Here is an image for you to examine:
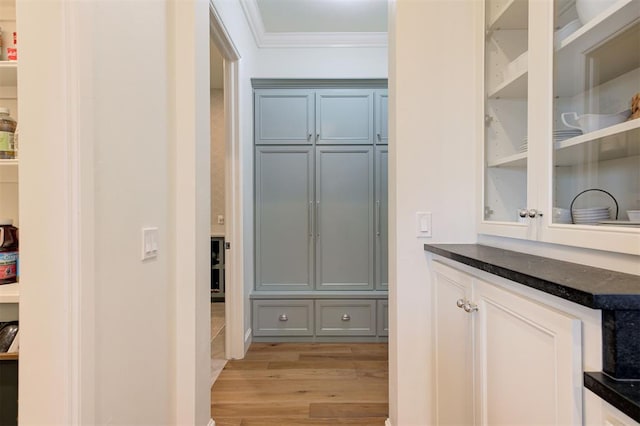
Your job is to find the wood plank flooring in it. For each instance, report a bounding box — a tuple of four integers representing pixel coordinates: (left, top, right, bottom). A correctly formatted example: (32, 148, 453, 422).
(211, 343, 389, 426)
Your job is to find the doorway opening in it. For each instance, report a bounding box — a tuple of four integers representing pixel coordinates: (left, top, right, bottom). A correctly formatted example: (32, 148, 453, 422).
(207, 1, 244, 378)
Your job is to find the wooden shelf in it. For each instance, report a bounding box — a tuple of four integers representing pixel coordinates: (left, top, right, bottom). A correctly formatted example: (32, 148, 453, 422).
(488, 0, 528, 31)
(0, 352, 18, 361)
(554, 119, 640, 166)
(488, 151, 528, 168)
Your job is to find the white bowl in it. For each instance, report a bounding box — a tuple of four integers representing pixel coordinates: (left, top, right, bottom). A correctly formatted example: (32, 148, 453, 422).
(575, 0, 618, 25)
(561, 110, 631, 133)
(627, 210, 640, 221)
(555, 19, 582, 47)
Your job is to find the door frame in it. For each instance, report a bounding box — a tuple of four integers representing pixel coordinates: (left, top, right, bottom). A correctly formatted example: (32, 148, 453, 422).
(208, 1, 245, 360)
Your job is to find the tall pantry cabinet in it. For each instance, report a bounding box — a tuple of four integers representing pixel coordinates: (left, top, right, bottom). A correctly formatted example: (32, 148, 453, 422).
(252, 80, 388, 342)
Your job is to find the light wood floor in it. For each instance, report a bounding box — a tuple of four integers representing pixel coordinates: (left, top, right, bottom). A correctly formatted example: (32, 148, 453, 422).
(211, 342, 389, 426)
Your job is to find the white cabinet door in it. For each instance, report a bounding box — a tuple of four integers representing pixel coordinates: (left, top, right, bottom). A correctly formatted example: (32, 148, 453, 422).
(432, 261, 584, 426)
(474, 279, 583, 426)
(432, 262, 475, 425)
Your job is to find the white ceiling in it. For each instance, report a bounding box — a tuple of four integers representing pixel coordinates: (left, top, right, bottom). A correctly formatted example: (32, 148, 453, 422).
(240, 0, 388, 47)
(256, 0, 388, 33)
(210, 0, 388, 87)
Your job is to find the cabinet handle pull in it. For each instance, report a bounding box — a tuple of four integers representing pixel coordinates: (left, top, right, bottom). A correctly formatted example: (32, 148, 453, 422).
(456, 298, 465, 308)
(279, 314, 288, 322)
(341, 314, 351, 321)
(316, 133, 320, 141)
(308, 133, 312, 141)
(316, 201, 320, 238)
(463, 302, 478, 313)
(376, 200, 381, 236)
(377, 133, 382, 142)
(308, 201, 313, 238)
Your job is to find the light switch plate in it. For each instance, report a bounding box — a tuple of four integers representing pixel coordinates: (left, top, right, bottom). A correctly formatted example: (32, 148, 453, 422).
(416, 212, 432, 238)
(142, 227, 159, 260)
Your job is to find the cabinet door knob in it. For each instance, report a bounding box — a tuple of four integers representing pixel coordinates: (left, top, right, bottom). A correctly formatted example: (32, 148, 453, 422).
(456, 298, 466, 308)
(518, 209, 528, 218)
(341, 314, 351, 321)
(463, 302, 478, 313)
(528, 209, 541, 218)
(377, 133, 382, 141)
(278, 314, 288, 322)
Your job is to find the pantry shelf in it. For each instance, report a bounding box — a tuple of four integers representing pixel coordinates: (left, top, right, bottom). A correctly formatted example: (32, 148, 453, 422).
(0, 283, 19, 304)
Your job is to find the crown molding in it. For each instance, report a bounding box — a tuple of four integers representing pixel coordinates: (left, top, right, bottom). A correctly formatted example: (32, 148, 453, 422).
(239, 0, 388, 48)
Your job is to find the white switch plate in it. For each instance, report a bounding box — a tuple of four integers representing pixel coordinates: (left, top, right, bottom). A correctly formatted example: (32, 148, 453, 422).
(142, 227, 159, 260)
(416, 212, 432, 238)
(217, 215, 224, 225)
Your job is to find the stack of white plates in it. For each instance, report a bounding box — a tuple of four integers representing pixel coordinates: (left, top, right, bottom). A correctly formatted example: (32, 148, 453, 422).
(553, 129, 582, 142)
(517, 129, 581, 153)
(572, 207, 610, 224)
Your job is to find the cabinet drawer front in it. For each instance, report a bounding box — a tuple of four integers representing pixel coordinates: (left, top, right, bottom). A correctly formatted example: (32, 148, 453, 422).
(315, 300, 376, 336)
(253, 300, 314, 336)
(377, 299, 388, 336)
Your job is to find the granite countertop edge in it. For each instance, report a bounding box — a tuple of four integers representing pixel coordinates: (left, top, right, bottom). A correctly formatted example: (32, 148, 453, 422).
(584, 372, 640, 423)
(423, 243, 640, 310)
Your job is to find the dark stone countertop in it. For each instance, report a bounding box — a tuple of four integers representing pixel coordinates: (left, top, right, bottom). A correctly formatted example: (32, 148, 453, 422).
(585, 372, 640, 423)
(424, 243, 640, 310)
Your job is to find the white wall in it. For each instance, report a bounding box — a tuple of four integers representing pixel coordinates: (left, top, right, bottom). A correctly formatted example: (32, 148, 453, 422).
(18, 0, 211, 424)
(388, 1, 478, 424)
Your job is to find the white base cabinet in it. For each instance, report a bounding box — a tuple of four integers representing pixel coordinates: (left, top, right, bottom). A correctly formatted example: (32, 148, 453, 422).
(432, 261, 583, 425)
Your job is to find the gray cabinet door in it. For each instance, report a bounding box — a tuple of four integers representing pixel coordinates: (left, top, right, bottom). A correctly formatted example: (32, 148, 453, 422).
(316, 89, 374, 145)
(375, 146, 388, 290)
(375, 90, 388, 144)
(255, 146, 314, 291)
(315, 146, 374, 290)
(254, 89, 315, 145)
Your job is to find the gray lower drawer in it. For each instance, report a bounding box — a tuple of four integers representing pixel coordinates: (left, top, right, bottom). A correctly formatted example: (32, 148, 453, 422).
(315, 299, 376, 336)
(377, 299, 388, 336)
(253, 300, 314, 336)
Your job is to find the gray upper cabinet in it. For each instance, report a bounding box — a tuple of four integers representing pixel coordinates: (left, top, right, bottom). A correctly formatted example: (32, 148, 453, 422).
(316, 90, 374, 145)
(315, 146, 374, 290)
(254, 89, 315, 145)
(375, 90, 388, 145)
(255, 146, 314, 291)
(375, 146, 388, 290)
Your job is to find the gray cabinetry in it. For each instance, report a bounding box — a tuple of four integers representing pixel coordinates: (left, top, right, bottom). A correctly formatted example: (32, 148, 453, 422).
(252, 81, 388, 342)
(254, 89, 315, 145)
(315, 146, 374, 291)
(375, 90, 388, 144)
(255, 146, 314, 291)
(253, 300, 314, 337)
(315, 299, 376, 336)
(375, 146, 388, 290)
(377, 299, 388, 337)
(316, 90, 374, 145)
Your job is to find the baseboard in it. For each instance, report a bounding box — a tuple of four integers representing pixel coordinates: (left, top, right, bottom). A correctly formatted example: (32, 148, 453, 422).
(385, 418, 392, 426)
(207, 418, 215, 426)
